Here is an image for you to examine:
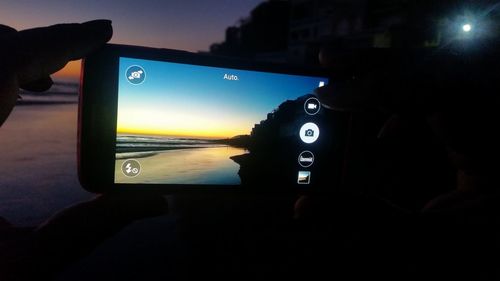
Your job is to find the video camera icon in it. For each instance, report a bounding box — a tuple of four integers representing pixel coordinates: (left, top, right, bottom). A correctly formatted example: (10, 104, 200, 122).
(304, 97, 321, 115)
(126, 65, 146, 85)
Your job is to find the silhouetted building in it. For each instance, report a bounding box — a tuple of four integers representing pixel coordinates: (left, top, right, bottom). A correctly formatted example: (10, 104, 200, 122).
(288, 0, 367, 63)
(211, 0, 500, 64)
(250, 96, 311, 147)
(210, 0, 290, 60)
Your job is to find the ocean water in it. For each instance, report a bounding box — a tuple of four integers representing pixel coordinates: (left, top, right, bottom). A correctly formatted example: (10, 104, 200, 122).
(116, 134, 226, 156)
(115, 135, 247, 184)
(0, 102, 247, 225)
(0, 103, 92, 226)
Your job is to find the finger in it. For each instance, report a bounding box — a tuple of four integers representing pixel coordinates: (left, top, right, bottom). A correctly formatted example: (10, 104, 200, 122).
(99, 192, 170, 222)
(317, 46, 363, 112)
(314, 75, 381, 112)
(377, 114, 405, 139)
(0, 216, 12, 228)
(318, 45, 369, 73)
(314, 84, 336, 111)
(37, 192, 169, 233)
(317, 46, 390, 112)
(15, 20, 113, 84)
(294, 195, 311, 219)
(0, 24, 16, 35)
(0, 71, 19, 126)
(315, 84, 336, 110)
(318, 45, 335, 69)
(19, 76, 53, 92)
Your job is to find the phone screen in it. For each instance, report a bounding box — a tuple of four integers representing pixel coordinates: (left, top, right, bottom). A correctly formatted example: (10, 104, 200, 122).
(115, 57, 328, 186)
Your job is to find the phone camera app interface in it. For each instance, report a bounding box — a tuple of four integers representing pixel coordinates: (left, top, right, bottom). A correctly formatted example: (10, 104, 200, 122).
(115, 57, 328, 186)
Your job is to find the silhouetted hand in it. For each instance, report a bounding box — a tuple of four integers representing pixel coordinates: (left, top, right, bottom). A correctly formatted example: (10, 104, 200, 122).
(295, 46, 500, 280)
(293, 47, 411, 219)
(310, 45, 500, 213)
(0, 20, 170, 281)
(0, 20, 113, 126)
(0, 193, 168, 281)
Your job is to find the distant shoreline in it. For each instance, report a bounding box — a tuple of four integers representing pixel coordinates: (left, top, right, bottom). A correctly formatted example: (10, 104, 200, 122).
(116, 145, 221, 154)
(16, 91, 78, 106)
(16, 100, 78, 106)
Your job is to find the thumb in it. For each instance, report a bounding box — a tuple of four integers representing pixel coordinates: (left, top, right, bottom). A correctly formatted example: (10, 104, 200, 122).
(31, 193, 168, 278)
(0, 71, 19, 127)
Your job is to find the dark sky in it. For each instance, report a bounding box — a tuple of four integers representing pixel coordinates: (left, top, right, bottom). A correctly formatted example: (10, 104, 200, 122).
(1, 0, 263, 52)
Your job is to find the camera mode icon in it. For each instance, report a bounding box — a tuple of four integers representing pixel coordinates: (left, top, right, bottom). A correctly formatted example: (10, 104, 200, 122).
(299, 122, 320, 144)
(298, 151, 314, 168)
(126, 65, 146, 85)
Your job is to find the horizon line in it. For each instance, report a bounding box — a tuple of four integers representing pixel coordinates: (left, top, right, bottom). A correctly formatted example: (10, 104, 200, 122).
(117, 131, 250, 140)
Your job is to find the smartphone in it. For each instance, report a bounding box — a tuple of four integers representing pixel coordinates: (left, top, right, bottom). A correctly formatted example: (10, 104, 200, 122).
(79, 44, 346, 193)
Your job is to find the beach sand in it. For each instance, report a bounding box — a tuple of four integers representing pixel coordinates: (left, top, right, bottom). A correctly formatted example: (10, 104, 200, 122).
(115, 146, 247, 185)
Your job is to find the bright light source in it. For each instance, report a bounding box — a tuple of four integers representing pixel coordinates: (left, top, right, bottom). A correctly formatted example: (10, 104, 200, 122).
(462, 23, 472, 32)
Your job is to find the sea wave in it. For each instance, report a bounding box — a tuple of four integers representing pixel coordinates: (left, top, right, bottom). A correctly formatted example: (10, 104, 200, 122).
(115, 151, 159, 159)
(116, 135, 226, 155)
(117, 135, 220, 145)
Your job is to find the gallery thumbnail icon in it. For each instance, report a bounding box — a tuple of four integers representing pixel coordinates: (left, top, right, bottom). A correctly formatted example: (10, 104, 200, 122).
(297, 171, 311, 184)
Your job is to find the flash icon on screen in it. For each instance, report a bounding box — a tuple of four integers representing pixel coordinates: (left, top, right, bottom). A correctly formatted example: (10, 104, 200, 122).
(121, 159, 141, 177)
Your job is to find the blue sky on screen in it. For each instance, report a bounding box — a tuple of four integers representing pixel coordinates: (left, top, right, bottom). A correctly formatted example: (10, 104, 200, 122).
(117, 57, 327, 138)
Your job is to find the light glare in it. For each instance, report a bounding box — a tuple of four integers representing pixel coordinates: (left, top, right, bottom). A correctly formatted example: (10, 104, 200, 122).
(462, 23, 472, 32)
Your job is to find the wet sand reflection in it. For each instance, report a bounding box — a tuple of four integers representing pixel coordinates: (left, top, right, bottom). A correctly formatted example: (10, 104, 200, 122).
(115, 146, 247, 184)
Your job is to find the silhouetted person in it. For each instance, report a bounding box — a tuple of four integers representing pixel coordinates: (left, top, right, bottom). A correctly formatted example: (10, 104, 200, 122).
(1, 13, 499, 281)
(311, 40, 500, 279)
